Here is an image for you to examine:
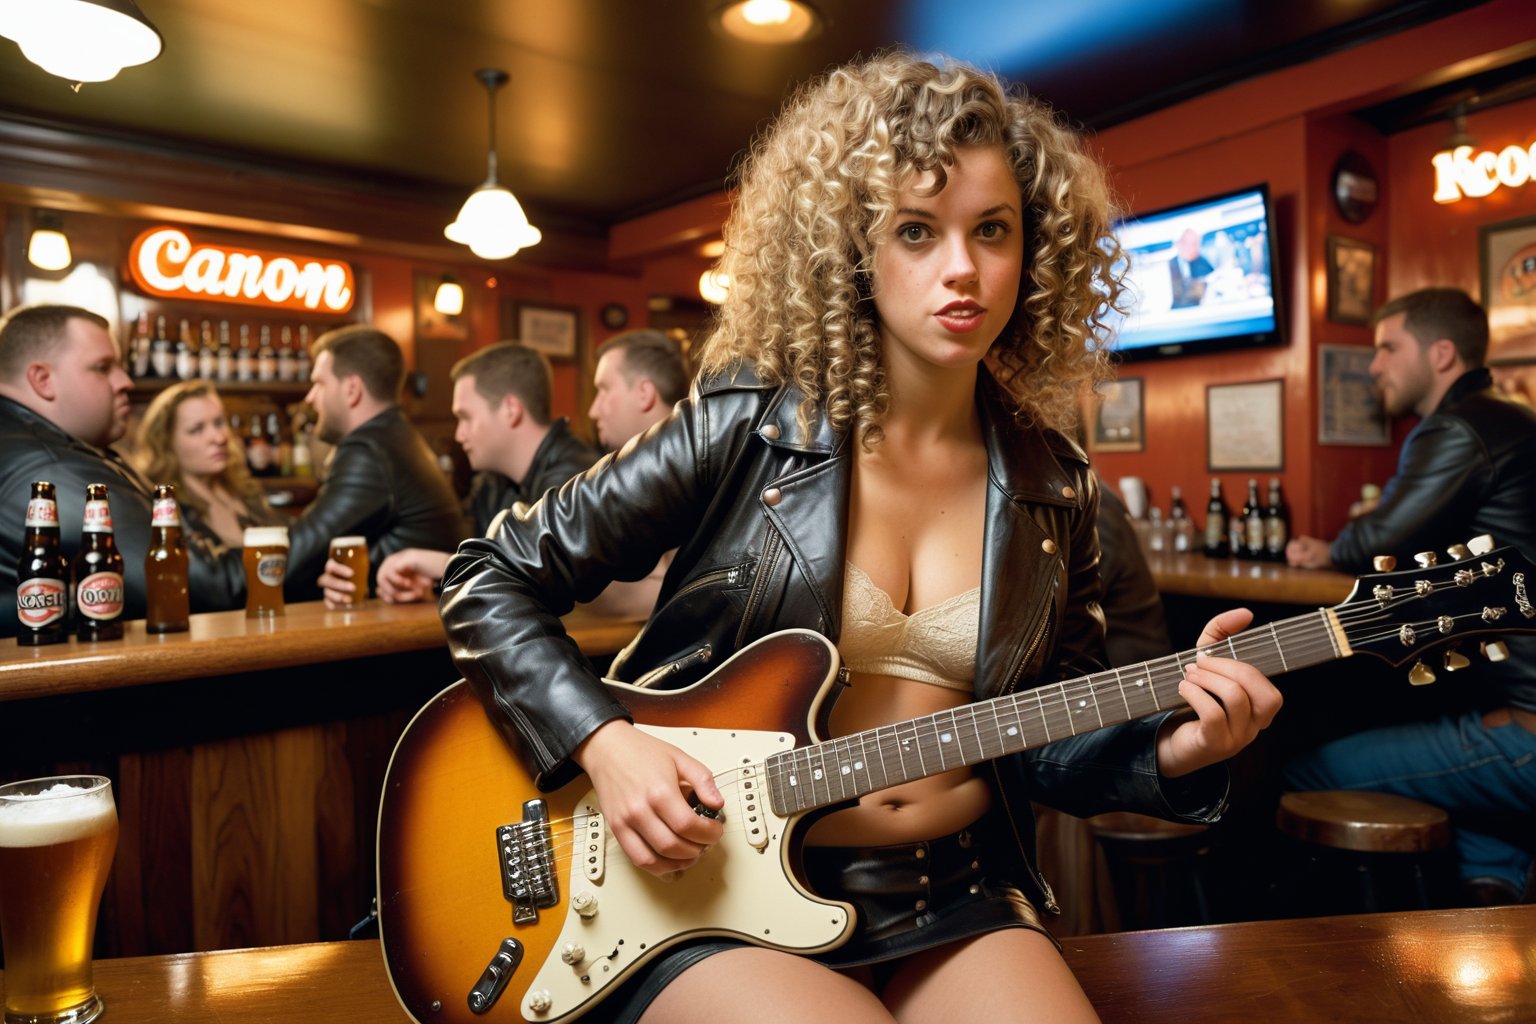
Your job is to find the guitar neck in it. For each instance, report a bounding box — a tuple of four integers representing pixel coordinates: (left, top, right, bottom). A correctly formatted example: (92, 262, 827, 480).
(766, 608, 1343, 817)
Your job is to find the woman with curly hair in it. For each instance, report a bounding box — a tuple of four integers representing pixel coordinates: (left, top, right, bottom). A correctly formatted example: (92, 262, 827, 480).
(439, 52, 1280, 1023)
(133, 380, 279, 547)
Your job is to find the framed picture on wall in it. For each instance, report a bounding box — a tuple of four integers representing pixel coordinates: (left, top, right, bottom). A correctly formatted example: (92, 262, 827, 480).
(505, 300, 580, 359)
(1326, 235, 1376, 325)
(1318, 343, 1390, 445)
(1480, 213, 1536, 347)
(1089, 376, 1144, 453)
(1207, 379, 1284, 471)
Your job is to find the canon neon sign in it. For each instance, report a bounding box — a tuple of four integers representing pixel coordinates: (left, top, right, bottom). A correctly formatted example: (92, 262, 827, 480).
(1432, 142, 1536, 204)
(128, 227, 355, 313)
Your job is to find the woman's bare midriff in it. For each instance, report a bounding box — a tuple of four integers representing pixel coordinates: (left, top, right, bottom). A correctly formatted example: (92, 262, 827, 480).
(802, 669, 993, 847)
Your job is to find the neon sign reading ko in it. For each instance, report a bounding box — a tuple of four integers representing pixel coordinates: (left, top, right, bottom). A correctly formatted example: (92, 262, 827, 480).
(1432, 142, 1536, 204)
(128, 227, 355, 313)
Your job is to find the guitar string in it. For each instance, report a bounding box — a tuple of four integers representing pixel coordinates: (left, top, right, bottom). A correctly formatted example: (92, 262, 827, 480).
(516, 572, 1510, 863)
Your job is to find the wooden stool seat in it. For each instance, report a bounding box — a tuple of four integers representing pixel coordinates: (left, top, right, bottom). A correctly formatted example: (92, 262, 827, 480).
(1086, 812, 1215, 930)
(1087, 812, 1209, 842)
(1276, 791, 1451, 853)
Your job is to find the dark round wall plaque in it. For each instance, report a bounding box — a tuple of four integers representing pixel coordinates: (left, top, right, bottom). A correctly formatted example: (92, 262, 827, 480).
(1333, 150, 1380, 225)
(601, 303, 629, 330)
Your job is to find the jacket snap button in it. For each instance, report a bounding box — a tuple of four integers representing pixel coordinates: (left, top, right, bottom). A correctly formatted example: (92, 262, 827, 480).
(761, 424, 781, 441)
(1061, 485, 1076, 500)
(1041, 539, 1057, 554)
(761, 487, 782, 507)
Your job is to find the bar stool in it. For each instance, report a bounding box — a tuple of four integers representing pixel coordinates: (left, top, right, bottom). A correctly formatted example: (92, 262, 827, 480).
(1274, 790, 1453, 916)
(1086, 812, 1214, 931)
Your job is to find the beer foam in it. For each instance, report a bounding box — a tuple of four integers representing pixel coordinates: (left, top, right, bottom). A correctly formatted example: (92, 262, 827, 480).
(243, 526, 290, 548)
(0, 782, 116, 848)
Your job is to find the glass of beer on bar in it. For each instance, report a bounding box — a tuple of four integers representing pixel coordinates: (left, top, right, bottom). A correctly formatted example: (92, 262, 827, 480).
(0, 775, 118, 1024)
(329, 535, 369, 608)
(243, 526, 289, 618)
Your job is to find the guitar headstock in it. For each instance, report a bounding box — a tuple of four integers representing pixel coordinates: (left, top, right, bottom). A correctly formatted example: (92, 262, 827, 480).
(1334, 538, 1535, 679)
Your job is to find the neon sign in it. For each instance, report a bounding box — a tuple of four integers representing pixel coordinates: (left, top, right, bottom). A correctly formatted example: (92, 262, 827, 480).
(127, 227, 355, 313)
(1432, 142, 1536, 204)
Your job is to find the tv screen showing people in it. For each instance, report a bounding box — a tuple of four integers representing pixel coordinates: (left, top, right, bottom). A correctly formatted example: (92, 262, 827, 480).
(1106, 185, 1282, 360)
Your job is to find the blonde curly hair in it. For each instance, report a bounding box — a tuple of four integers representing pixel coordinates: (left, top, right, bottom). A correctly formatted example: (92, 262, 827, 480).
(132, 381, 272, 530)
(698, 51, 1124, 444)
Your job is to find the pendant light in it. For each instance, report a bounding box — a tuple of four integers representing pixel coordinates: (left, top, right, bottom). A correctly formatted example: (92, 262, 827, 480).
(0, 0, 164, 85)
(710, 0, 822, 43)
(444, 69, 542, 261)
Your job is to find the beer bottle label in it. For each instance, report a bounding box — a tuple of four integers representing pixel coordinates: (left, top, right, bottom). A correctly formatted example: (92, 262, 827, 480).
(256, 552, 287, 588)
(1265, 518, 1289, 552)
(82, 499, 113, 533)
(77, 571, 125, 620)
(151, 498, 182, 527)
(24, 498, 58, 527)
(16, 576, 67, 628)
(1245, 518, 1264, 551)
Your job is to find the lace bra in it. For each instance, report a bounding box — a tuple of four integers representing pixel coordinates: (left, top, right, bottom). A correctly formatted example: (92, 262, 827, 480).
(839, 561, 979, 692)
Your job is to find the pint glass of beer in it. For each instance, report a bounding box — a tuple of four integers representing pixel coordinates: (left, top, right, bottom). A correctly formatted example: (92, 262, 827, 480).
(243, 526, 289, 618)
(329, 535, 369, 607)
(0, 775, 118, 1024)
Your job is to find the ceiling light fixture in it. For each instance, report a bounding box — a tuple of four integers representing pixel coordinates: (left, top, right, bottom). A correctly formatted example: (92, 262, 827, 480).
(444, 68, 541, 261)
(433, 274, 465, 317)
(0, 0, 164, 86)
(711, 0, 822, 44)
(28, 213, 72, 272)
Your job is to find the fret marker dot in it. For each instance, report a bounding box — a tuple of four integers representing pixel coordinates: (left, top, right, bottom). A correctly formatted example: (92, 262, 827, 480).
(941, 732, 953, 744)
(1006, 727, 1018, 736)
(813, 768, 824, 781)
(788, 775, 798, 787)
(1077, 700, 1087, 709)
(853, 761, 864, 770)
(1134, 679, 1146, 688)
(840, 765, 851, 775)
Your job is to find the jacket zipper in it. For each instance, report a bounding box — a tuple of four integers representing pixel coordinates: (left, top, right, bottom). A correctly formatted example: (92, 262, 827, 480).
(668, 561, 751, 602)
(737, 530, 783, 649)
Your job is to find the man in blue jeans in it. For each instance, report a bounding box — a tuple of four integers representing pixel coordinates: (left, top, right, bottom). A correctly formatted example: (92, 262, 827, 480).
(1287, 287, 1536, 905)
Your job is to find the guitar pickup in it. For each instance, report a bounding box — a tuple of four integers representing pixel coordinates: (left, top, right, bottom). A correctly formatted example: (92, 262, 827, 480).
(735, 764, 769, 850)
(498, 800, 559, 924)
(577, 808, 606, 881)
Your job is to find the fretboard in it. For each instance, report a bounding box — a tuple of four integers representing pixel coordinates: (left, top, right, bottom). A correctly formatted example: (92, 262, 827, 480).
(765, 608, 1341, 816)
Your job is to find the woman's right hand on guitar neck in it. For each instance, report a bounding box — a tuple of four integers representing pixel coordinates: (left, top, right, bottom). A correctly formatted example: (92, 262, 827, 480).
(575, 720, 726, 876)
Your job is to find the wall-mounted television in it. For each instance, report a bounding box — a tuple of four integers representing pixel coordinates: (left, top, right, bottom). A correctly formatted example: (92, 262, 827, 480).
(1104, 184, 1283, 361)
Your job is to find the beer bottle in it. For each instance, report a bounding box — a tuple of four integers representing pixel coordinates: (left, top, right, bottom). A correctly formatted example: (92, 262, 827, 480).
(1203, 477, 1230, 558)
(175, 318, 197, 381)
(197, 320, 217, 380)
(1168, 485, 1191, 553)
(150, 314, 175, 379)
(295, 325, 312, 382)
(277, 325, 297, 382)
(15, 481, 69, 646)
(1264, 477, 1291, 562)
(257, 325, 278, 382)
(1241, 478, 1264, 559)
(235, 323, 256, 382)
(246, 415, 274, 477)
(130, 312, 153, 379)
(73, 483, 124, 642)
(145, 484, 190, 633)
(216, 320, 234, 382)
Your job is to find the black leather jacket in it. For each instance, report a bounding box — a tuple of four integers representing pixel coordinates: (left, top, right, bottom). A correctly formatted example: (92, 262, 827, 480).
(0, 396, 246, 632)
(1330, 368, 1536, 710)
(466, 418, 599, 536)
(284, 406, 462, 599)
(441, 366, 1226, 910)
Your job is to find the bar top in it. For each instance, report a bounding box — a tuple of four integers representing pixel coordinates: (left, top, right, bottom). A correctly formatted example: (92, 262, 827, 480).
(19, 905, 1531, 1024)
(1145, 548, 1357, 606)
(0, 601, 643, 702)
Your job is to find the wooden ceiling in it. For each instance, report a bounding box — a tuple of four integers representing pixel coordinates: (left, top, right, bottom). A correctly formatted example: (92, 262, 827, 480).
(0, 0, 1500, 248)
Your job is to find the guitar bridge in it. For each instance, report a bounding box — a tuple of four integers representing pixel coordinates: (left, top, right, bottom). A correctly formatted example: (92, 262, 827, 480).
(498, 800, 559, 924)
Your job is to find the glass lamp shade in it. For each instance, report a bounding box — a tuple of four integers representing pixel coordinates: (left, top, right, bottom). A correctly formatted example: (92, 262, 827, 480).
(433, 277, 465, 317)
(28, 228, 72, 272)
(712, 0, 821, 43)
(0, 0, 164, 83)
(444, 185, 542, 261)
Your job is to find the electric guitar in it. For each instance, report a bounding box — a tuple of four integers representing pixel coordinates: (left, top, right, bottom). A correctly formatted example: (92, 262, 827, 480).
(376, 540, 1536, 1024)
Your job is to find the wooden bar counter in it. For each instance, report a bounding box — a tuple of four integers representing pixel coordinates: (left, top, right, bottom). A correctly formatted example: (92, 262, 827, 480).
(1144, 548, 1356, 607)
(14, 906, 1530, 1023)
(0, 601, 644, 961)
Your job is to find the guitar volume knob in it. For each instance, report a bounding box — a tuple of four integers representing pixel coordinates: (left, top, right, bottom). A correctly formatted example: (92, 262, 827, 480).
(571, 891, 599, 918)
(526, 989, 553, 1014)
(560, 942, 586, 966)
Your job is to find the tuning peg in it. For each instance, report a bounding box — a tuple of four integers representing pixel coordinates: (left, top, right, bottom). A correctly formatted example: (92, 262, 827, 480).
(1467, 535, 1495, 556)
(1373, 555, 1397, 572)
(1443, 649, 1470, 671)
(1414, 551, 1438, 568)
(1447, 544, 1472, 561)
(1408, 661, 1436, 686)
(1482, 640, 1510, 662)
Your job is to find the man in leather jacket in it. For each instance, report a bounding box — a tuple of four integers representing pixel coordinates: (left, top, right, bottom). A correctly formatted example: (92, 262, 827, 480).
(0, 304, 246, 632)
(283, 325, 461, 600)
(1287, 287, 1536, 903)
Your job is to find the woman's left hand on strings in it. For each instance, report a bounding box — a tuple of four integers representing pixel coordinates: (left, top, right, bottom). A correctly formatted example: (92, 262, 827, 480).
(1155, 608, 1284, 777)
